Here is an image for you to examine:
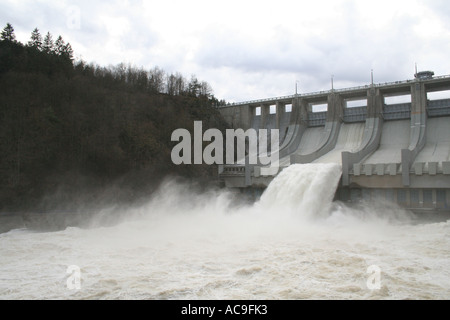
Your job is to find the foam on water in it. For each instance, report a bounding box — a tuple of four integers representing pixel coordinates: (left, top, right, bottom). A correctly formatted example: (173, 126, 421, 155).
(1, 165, 450, 300)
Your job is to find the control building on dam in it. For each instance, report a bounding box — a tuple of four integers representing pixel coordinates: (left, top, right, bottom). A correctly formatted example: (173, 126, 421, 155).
(218, 72, 450, 212)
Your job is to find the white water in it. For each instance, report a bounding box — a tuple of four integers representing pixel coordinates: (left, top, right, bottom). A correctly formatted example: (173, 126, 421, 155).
(259, 163, 342, 219)
(1, 164, 450, 300)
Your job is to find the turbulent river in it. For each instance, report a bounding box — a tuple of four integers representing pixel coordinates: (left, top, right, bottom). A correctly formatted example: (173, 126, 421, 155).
(1, 163, 449, 300)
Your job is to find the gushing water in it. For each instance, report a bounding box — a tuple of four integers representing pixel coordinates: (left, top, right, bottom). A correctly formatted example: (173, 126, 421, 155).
(258, 163, 342, 219)
(1, 164, 449, 300)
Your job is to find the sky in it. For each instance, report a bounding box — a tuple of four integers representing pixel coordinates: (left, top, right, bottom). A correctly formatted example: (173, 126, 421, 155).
(1, 0, 450, 103)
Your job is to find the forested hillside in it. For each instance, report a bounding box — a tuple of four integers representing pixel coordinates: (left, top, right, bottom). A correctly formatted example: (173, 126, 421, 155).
(0, 24, 229, 212)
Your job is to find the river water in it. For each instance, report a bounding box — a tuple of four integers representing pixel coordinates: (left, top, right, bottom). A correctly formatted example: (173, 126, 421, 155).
(1, 164, 449, 299)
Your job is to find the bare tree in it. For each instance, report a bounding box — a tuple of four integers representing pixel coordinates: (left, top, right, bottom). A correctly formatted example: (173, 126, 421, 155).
(166, 73, 176, 95)
(174, 72, 186, 95)
(200, 81, 213, 97)
(148, 67, 165, 93)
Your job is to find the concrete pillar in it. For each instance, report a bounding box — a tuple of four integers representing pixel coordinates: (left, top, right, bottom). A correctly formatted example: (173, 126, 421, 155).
(299, 98, 309, 125)
(327, 92, 343, 122)
(242, 105, 252, 130)
(261, 104, 269, 128)
(411, 81, 427, 114)
(244, 158, 252, 187)
(276, 101, 284, 129)
(290, 97, 299, 125)
(403, 81, 427, 186)
(410, 82, 427, 151)
(234, 105, 241, 129)
(367, 88, 383, 118)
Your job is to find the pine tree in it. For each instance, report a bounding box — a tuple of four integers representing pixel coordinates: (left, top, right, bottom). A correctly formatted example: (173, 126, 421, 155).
(54, 35, 65, 55)
(62, 43, 74, 61)
(43, 32, 54, 53)
(1, 23, 16, 42)
(28, 28, 43, 50)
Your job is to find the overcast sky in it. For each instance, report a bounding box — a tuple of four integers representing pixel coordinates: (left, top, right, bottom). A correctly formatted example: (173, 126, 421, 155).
(1, 0, 450, 102)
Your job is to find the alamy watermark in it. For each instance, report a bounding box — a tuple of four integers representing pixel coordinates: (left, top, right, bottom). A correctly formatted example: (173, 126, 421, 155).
(66, 6, 81, 30)
(66, 265, 81, 290)
(366, 265, 381, 290)
(171, 121, 280, 172)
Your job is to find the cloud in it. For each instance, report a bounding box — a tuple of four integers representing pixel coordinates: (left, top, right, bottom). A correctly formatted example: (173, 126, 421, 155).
(192, 0, 450, 101)
(194, 14, 383, 90)
(423, 0, 450, 24)
(1, 0, 450, 102)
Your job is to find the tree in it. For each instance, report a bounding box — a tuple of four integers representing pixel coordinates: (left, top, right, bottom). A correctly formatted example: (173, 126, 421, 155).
(136, 68, 149, 91)
(54, 35, 73, 60)
(166, 73, 176, 95)
(200, 81, 213, 98)
(188, 75, 201, 97)
(28, 28, 43, 50)
(1, 23, 16, 42)
(62, 43, 74, 61)
(174, 72, 186, 95)
(54, 35, 65, 55)
(148, 67, 165, 93)
(43, 32, 54, 53)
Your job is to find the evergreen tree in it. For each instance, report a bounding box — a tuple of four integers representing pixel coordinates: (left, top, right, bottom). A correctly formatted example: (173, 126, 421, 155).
(43, 32, 54, 53)
(1, 23, 16, 42)
(54, 35, 65, 55)
(28, 28, 43, 50)
(62, 43, 74, 61)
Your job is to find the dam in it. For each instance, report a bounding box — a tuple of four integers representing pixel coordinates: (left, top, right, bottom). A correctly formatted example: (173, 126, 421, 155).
(218, 72, 450, 212)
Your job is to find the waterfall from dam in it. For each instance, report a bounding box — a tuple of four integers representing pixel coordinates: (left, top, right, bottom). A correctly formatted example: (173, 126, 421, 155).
(258, 163, 342, 219)
(1, 164, 450, 300)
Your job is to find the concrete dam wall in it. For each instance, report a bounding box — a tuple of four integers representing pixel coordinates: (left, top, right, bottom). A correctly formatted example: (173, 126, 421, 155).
(218, 74, 450, 212)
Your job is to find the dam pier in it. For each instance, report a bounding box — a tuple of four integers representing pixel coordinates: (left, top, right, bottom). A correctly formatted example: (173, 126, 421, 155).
(218, 72, 450, 212)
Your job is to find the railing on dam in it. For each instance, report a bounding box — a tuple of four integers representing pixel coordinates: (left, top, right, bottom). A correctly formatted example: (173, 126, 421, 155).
(220, 74, 450, 108)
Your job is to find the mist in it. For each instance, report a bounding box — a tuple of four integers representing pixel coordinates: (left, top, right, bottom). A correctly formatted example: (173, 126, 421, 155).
(1, 164, 449, 300)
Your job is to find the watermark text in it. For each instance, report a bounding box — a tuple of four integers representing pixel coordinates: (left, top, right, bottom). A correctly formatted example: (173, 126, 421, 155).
(171, 121, 279, 172)
(66, 265, 81, 290)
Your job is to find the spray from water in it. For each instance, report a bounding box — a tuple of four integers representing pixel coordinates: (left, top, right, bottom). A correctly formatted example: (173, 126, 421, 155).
(87, 162, 413, 232)
(257, 163, 342, 220)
